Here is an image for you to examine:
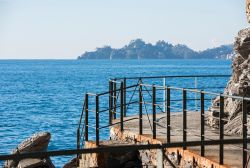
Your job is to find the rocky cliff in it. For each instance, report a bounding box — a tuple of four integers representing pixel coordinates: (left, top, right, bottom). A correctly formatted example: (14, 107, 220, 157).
(208, 28, 250, 135)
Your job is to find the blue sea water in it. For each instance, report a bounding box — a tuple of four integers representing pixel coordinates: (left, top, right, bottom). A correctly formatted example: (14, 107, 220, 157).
(0, 59, 232, 167)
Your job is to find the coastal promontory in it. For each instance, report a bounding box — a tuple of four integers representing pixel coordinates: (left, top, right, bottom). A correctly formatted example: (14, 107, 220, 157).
(77, 39, 233, 60)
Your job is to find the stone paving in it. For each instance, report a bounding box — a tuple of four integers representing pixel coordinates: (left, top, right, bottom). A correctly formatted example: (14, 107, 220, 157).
(112, 112, 248, 167)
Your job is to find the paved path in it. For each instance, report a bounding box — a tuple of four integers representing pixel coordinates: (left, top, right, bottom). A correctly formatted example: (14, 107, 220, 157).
(114, 112, 249, 168)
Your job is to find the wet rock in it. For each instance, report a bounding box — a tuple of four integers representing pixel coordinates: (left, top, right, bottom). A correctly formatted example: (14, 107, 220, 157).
(4, 132, 55, 168)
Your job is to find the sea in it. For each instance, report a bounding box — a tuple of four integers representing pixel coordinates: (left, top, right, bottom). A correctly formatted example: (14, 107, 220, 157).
(0, 59, 232, 167)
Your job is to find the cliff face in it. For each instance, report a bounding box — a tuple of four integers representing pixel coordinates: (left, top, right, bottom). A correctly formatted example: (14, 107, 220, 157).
(246, 0, 250, 23)
(208, 28, 250, 135)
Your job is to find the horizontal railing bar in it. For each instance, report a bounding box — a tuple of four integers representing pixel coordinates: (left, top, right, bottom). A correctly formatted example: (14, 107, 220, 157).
(140, 83, 250, 101)
(154, 103, 164, 107)
(86, 87, 250, 107)
(125, 89, 140, 92)
(141, 84, 206, 94)
(113, 75, 231, 80)
(220, 94, 250, 101)
(86, 93, 97, 96)
(143, 102, 152, 105)
(98, 125, 112, 130)
(0, 138, 248, 161)
(201, 91, 220, 96)
(140, 89, 165, 92)
(150, 98, 212, 103)
(125, 101, 139, 106)
(98, 84, 138, 96)
(140, 83, 159, 88)
(99, 108, 110, 113)
(99, 117, 138, 130)
(139, 87, 226, 92)
(169, 99, 211, 102)
(194, 87, 226, 89)
(109, 80, 122, 84)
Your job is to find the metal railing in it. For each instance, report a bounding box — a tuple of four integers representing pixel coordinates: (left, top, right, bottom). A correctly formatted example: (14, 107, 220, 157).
(112, 75, 231, 114)
(1, 139, 249, 161)
(76, 74, 250, 167)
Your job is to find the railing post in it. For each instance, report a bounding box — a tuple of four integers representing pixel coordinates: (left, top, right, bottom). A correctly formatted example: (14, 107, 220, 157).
(219, 94, 224, 165)
(120, 82, 124, 132)
(167, 86, 171, 143)
(96, 95, 99, 146)
(163, 77, 166, 112)
(85, 94, 89, 141)
(152, 85, 156, 139)
(123, 78, 127, 117)
(195, 77, 198, 111)
(113, 79, 117, 119)
(200, 91, 205, 156)
(77, 128, 80, 150)
(109, 81, 113, 125)
(76, 128, 80, 163)
(243, 98, 247, 168)
(139, 83, 143, 135)
(183, 89, 187, 150)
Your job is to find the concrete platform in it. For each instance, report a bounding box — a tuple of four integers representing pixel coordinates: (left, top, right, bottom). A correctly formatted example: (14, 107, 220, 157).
(111, 112, 248, 168)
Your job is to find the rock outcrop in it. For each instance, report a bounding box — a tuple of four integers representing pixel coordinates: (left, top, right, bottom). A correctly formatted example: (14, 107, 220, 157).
(4, 132, 55, 168)
(208, 28, 250, 135)
(246, 0, 250, 23)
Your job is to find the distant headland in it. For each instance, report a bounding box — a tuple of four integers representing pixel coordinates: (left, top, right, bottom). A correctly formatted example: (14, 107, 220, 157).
(77, 39, 233, 60)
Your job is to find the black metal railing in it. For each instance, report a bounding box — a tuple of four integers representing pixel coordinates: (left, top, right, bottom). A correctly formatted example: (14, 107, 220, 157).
(1, 139, 249, 161)
(77, 75, 231, 144)
(76, 74, 250, 167)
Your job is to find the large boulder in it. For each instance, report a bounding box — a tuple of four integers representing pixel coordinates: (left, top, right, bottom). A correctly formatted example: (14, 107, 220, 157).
(4, 132, 55, 168)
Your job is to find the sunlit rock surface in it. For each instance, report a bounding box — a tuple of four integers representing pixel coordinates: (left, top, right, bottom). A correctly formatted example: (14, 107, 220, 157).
(4, 132, 55, 168)
(208, 28, 250, 135)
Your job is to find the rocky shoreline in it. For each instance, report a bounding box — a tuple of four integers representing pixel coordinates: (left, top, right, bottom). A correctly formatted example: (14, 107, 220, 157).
(3, 132, 75, 168)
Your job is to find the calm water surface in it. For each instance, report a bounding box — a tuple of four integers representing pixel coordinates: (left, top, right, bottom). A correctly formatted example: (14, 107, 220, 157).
(0, 59, 231, 167)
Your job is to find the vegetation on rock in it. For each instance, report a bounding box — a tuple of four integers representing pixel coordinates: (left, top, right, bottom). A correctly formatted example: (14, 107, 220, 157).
(77, 39, 233, 59)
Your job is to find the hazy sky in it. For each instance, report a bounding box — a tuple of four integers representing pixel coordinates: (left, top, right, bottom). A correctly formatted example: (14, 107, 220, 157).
(0, 0, 247, 59)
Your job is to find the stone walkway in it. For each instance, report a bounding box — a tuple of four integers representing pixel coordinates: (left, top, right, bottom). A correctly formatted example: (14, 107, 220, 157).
(113, 112, 249, 168)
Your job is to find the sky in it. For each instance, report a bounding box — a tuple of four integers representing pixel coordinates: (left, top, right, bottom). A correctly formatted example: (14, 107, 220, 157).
(0, 0, 247, 59)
